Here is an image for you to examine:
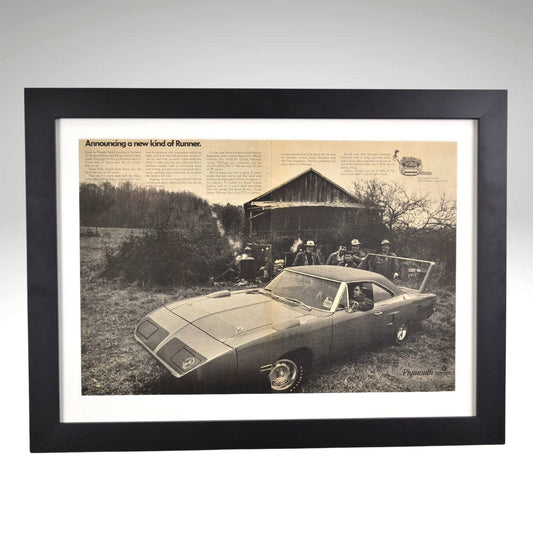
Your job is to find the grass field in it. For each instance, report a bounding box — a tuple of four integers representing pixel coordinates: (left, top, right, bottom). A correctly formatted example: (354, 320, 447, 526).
(81, 227, 455, 395)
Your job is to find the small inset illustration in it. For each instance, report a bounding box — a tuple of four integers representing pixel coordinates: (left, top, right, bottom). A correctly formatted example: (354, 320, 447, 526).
(393, 150, 432, 176)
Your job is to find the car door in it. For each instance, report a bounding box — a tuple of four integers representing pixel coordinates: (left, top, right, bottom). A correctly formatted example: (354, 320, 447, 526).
(370, 282, 406, 340)
(330, 284, 381, 356)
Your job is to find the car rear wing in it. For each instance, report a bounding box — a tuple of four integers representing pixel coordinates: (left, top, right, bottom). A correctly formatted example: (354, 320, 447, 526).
(360, 254, 436, 294)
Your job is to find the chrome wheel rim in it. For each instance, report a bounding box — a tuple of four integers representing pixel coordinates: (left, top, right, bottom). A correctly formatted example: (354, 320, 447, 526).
(397, 324, 408, 341)
(269, 359, 298, 391)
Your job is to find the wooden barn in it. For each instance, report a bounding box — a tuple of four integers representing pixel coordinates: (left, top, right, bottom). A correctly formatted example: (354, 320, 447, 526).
(244, 168, 381, 259)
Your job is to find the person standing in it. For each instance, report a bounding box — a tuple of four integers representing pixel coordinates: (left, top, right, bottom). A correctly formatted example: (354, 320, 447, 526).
(237, 246, 256, 282)
(359, 239, 399, 281)
(292, 240, 321, 266)
(261, 245, 273, 281)
(341, 251, 358, 268)
(326, 244, 347, 265)
(349, 238, 364, 267)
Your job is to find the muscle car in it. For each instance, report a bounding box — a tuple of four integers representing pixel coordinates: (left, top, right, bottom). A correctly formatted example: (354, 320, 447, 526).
(134, 260, 436, 393)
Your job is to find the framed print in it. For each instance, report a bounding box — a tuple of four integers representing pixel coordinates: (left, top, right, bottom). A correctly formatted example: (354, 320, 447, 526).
(25, 89, 506, 451)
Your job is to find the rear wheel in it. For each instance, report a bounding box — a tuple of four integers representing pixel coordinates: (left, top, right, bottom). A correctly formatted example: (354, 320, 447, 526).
(269, 356, 305, 393)
(394, 322, 409, 344)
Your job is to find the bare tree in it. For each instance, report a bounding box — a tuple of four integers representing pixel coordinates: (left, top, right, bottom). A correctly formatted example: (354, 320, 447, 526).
(353, 178, 456, 234)
(352, 179, 457, 280)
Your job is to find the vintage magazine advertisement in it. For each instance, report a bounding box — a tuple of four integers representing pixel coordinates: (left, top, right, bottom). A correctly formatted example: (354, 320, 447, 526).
(78, 136, 457, 397)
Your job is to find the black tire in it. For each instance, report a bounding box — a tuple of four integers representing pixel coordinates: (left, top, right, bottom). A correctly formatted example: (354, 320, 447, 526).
(269, 355, 306, 393)
(394, 322, 409, 344)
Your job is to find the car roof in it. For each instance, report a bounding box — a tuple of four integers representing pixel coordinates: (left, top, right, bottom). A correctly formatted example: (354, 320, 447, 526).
(286, 265, 399, 292)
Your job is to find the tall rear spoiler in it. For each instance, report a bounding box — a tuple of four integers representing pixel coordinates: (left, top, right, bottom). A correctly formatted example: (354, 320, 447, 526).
(360, 254, 435, 294)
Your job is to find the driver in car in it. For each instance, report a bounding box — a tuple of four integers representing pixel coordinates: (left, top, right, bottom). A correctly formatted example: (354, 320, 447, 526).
(350, 284, 374, 312)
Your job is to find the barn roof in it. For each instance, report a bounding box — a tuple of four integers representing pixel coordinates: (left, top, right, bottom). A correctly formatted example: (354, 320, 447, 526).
(245, 168, 362, 206)
(247, 201, 364, 209)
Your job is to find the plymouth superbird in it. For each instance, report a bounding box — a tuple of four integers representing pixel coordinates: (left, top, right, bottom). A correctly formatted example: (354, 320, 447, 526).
(135, 261, 436, 392)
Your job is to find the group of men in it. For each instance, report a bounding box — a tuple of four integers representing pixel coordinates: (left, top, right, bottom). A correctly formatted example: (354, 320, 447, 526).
(325, 239, 365, 268)
(292, 238, 400, 282)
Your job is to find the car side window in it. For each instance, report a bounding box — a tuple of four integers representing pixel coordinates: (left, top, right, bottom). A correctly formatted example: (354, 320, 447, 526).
(347, 283, 372, 300)
(346, 282, 375, 312)
(372, 283, 393, 303)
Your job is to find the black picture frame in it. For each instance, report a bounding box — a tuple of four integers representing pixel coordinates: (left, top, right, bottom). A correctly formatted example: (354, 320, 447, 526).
(25, 89, 506, 452)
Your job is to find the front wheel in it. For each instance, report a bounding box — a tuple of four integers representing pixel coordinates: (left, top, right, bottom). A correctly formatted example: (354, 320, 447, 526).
(269, 357, 305, 392)
(394, 322, 409, 344)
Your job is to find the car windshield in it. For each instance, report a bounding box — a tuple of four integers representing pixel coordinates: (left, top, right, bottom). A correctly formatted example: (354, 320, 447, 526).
(264, 270, 341, 311)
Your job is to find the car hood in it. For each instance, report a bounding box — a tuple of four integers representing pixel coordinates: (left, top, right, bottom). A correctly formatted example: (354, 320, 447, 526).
(166, 290, 314, 342)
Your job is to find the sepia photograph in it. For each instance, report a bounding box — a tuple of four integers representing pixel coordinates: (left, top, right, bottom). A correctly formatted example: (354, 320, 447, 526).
(79, 137, 457, 396)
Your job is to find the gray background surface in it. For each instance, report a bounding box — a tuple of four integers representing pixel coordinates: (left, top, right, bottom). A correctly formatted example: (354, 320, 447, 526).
(1, 1, 530, 532)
